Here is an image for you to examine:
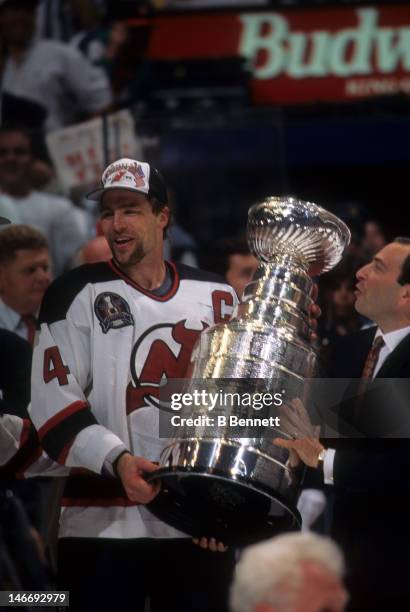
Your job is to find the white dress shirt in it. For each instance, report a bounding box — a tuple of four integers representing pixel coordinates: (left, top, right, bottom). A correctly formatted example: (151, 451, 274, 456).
(0, 299, 28, 342)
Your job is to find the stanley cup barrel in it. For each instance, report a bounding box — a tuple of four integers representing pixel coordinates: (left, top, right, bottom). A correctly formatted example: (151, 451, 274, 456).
(148, 197, 350, 545)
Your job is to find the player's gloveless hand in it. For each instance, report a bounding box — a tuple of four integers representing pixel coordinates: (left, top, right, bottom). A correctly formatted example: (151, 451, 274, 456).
(116, 453, 161, 503)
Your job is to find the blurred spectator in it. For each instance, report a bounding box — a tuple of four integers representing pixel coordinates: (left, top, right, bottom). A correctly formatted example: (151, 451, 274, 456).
(68, 1, 129, 78)
(202, 236, 258, 299)
(0, 225, 51, 343)
(162, 188, 199, 266)
(36, 0, 74, 41)
(332, 202, 368, 260)
(361, 219, 386, 260)
(28, 159, 55, 192)
(0, 126, 87, 274)
(72, 234, 112, 266)
(230, 532, 348, 612)
(0, 0, 112, 130)
(317, 255, 366, 351)
(164, 224, 198, 266)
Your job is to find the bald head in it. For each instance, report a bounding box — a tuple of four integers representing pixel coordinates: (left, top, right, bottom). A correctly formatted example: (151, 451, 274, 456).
(76, 236, 112, 266)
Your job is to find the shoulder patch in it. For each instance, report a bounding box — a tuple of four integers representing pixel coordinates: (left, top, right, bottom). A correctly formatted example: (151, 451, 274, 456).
(94, 292, 134, 334)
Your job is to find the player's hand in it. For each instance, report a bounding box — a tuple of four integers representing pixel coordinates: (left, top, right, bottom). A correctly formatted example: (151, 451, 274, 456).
(273, 436, 325, 469)
(116, 453, 160, 503)
(308, 283, 321, 343)
(192, 537, 228, 552)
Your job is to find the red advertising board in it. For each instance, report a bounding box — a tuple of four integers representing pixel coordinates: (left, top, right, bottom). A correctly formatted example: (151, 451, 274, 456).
(147, 5, 410, 105)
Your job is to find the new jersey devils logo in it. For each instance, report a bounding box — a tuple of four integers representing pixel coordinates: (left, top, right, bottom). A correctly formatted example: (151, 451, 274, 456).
(126, 319, 207, 413)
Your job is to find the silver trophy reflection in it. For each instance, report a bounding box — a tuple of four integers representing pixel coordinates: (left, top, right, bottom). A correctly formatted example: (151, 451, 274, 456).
(148, 197, 350, 545)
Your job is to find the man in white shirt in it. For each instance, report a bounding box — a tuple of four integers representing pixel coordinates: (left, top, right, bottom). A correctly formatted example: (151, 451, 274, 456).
(0, 0, 112, 130)
(0, 126, 87, 275)
(275, 237, 410, 611)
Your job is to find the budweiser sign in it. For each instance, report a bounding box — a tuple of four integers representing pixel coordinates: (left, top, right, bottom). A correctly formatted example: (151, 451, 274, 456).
(147, 5, 410, 104)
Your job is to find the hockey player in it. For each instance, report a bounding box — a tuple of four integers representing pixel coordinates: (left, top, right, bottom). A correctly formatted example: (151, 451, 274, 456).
(30, 158, 238, 612)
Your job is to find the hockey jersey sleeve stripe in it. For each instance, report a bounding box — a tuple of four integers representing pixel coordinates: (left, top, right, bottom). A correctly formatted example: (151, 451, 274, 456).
(37, 400, 91, 439)
(38, 400, 97, 463)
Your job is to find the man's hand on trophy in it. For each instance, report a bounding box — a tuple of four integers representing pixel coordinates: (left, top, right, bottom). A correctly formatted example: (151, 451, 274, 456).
(192, 537, 228, 552)
(273, 436, 325, 469)
(308, 283, 321, 342)
(116, 453, 161, 503)
(274, 398, 323, 468)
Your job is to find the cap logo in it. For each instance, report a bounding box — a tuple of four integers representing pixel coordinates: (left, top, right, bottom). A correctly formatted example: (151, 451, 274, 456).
(104, 161, 148, 190)
(112, 170, 127, 183)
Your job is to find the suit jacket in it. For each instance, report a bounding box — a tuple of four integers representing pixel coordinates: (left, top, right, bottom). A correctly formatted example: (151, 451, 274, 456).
(326, 327, 410, 608)
(0, 329, 32, 417)
(327, 327, 410, 492)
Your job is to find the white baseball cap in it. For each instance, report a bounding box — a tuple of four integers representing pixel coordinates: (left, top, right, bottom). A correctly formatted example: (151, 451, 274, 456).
(87, 158, 168, 204)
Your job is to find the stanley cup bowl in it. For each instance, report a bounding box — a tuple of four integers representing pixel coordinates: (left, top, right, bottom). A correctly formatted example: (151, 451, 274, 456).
(147, 197, 350, 546)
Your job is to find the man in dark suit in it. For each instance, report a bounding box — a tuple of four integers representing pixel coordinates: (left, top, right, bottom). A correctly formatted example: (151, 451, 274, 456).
(275, 237, 410, 611)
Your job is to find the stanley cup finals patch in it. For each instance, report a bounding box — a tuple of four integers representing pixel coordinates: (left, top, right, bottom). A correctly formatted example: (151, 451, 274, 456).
(94, 292, 134, 333)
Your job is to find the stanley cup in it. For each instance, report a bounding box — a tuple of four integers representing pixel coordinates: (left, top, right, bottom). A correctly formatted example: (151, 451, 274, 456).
(148, 197, 350, 545)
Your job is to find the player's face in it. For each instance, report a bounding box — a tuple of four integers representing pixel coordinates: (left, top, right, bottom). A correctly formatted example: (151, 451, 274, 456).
(355, 242, 410, 329)
(99, 190, 169, 268)
(0, 248, 51, 315)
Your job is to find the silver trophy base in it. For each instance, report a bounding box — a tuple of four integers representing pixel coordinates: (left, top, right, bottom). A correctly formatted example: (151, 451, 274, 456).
(147, 439, 302, 546)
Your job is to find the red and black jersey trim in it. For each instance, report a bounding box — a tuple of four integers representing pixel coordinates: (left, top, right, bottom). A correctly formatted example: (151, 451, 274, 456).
(38, 401, 97, 464)
(0, 418, 42, 478)
(39, 262, 119, 325)
(108, 259, 180, 302)
(62, 473, 140, 507)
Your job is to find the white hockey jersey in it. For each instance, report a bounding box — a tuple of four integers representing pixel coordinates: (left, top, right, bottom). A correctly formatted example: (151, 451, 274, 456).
(30, 260, 237, 539)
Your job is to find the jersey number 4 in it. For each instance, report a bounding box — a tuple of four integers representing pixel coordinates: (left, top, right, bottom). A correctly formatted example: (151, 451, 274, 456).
(43, 346, 70, 386)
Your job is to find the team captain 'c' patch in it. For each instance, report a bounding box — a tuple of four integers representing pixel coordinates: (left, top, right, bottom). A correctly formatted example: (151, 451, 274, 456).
(94, 292, 134, 333)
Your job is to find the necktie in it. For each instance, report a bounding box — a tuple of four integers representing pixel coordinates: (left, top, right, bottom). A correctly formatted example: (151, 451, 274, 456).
(21, 315, 37, 346)
(361, 336, 385, 380)
(357, 336, 385, 399)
